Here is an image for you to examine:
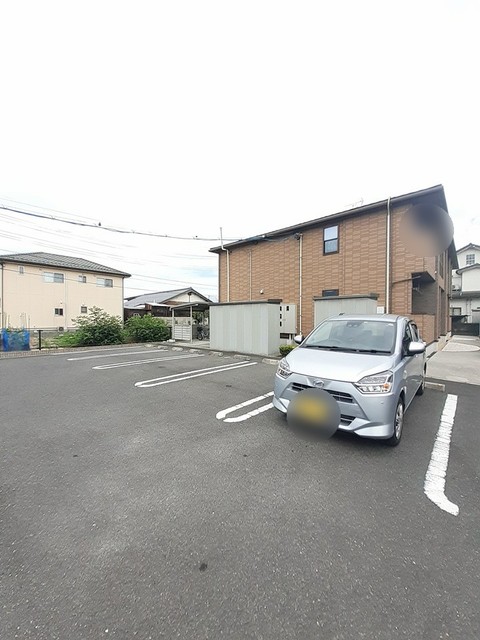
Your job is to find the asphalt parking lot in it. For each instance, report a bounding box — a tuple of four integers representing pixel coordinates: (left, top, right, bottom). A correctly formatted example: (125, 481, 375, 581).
(1, 346, 479, 639)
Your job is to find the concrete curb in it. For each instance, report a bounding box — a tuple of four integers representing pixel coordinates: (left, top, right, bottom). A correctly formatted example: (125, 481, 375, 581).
(425, 381, 445, 392)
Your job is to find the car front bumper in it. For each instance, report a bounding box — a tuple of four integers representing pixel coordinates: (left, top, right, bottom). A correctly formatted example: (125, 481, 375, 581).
(273, 373, 400, 439)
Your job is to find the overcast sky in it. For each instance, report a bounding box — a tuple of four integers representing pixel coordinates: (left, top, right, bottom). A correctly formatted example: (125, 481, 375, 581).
(1, 1, 479, 299)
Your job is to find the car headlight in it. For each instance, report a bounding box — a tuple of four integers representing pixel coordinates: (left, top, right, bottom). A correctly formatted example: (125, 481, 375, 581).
(277, 358, 291, 379)
(355, 371, 393, 394)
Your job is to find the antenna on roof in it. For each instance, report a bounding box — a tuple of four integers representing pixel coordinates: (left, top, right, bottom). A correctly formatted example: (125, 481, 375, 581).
(346, 198, 364, 209)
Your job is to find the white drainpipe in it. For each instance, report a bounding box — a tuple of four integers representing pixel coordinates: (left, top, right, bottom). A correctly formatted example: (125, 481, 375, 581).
(298, 233, 303, 334)
(220, 227, 230, 303)
(386, 197, 391, 314)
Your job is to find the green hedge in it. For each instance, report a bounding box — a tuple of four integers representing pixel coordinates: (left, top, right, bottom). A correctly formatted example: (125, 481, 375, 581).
(279, 344, 296, 357)
(124, 314, 171, 343)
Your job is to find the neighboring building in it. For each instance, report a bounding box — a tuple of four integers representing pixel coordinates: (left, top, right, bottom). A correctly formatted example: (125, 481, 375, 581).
(124, 287, 212, 322)
(210, 185, 457, 344)
(124, 287, 213, 342)
(0, 252, 131, 330)
(451, 243, 480, 323)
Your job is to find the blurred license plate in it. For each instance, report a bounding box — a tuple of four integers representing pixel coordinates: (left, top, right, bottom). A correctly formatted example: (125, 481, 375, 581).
(295, 396, 327, 421)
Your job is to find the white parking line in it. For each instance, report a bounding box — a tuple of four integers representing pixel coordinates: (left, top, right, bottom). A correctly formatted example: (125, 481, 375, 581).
(93, 354, 205, 370)
(216, 392, 274, 422)
(424, 394, 459, 516)
(135, 361, 256, 388)
(69, 349, 166, 361)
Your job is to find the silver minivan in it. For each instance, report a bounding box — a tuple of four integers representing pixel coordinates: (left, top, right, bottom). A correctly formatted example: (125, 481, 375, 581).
(273, 315, 426, 446)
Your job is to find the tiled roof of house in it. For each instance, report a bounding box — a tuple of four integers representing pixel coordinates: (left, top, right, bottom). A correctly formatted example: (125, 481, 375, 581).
(124, 288, 212, 309)
(0, 251, 131, 277)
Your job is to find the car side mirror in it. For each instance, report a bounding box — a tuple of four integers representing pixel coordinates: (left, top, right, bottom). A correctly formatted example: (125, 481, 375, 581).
(294, 334, 304, 345)
(408, 340, 426, 355)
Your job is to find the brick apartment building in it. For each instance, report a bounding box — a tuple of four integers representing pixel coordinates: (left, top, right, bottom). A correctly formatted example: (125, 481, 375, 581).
(210, 185, 457, 344)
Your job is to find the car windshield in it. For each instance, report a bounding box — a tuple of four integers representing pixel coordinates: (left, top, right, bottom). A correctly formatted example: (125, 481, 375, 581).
(302, 318, 396, 354)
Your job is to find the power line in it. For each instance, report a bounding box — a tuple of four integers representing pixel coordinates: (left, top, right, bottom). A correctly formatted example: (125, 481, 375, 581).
(0, 195, 104, 224)
(0, 204, 240, 242)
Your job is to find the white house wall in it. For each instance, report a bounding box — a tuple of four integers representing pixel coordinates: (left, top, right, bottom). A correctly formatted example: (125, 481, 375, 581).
(171, 292, 209, 304)
(457, 248, 478, 268)
(1, 261, 125, 330)
(461, 268, 480, 292)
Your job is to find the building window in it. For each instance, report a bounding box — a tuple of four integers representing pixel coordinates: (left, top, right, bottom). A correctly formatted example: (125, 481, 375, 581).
(78, 275, 87, 283)
(19, 266, 25, 274)
(54, 308, 64, 316)
(80, 305, 88, 314)
(451, 307, 462, 316)
(466, 253, 475, 266)
(438, 252, 445, 277)
(97, 277, 113, 288)
(322, 289, 339, 297)
(323, 225, 339, 254)
(44, 272, 64, 283)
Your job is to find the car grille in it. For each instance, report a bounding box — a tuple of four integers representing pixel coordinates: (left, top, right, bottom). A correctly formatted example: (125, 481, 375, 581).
(339, 415, 355, 426)
(291, 382, 354, 404)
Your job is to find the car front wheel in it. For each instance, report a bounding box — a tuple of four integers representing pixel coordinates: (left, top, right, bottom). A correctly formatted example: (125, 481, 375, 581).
(386, 397, 404, 447)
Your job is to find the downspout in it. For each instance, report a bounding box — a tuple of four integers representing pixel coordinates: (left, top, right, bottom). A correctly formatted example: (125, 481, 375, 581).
(385, 197, 391, 314)
(220, 227, 230, 302)
(249, 249, 252, 301)
(297, 233, 303, 334)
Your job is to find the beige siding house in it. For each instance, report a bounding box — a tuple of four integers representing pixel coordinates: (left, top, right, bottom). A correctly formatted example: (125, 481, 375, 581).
(0, 252, 131, 330)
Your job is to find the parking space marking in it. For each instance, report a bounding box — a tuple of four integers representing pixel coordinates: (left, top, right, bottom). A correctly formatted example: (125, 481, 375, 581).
(68, 349, 166, 361)
(93, 354, 204, 370)
(135, 361, 257, 388)
(424, 393, 459, 516)
(216, 392, 274, 422)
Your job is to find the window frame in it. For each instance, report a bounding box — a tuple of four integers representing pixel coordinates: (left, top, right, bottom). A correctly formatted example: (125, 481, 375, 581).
(54, 308, 64, 316)
(43, 271, 65, 284)
(19, 265, 25, 275)
(322, 289, 339, 297)
(80, 305, 88, 314)
(96, 277, 114, 288)
(78, 274, 87, 283)
(323, 225, 339, 255)
(465, 253, 475, 266)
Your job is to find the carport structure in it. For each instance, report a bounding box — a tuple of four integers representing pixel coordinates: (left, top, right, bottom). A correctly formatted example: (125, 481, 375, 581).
(124, 287, 213, 342)
(171, 301, 210, 342)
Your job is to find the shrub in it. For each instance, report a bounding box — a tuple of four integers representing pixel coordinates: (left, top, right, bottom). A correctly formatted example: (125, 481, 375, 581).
(124, 314, 171, 343)
(54, 332, 82, 348)
(72, 307, 125, 346)
(279, 344, 296, 357)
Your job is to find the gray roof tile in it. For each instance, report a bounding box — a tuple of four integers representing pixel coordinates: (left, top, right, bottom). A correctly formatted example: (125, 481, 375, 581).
(0, 252, 131, 277)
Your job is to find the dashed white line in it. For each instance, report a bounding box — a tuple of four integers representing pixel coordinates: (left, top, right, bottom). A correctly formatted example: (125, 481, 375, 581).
(216, 392, 274, 422)
(135, 361, 257, 388)
(424, 393, 459, 516)
(69, 349, 166, 361)
(93, 354, 204, 370)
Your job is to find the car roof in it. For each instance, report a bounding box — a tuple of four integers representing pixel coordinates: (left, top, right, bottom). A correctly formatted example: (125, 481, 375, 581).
(327, 314, 404, 323)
